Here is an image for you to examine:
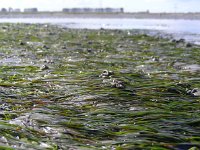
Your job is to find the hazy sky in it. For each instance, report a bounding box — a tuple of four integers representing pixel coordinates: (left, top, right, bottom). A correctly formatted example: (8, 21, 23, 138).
(0, 0, 200, 12)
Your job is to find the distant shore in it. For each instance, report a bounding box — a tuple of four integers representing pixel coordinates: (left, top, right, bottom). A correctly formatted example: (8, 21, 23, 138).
(1, 12, 200, 20)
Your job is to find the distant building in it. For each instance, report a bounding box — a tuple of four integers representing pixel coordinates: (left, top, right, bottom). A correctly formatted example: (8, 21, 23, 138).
(8, 7, 13, 12)
(9, 7, 21, 12)
(24, 8, 38, 12)
(13, 9, 21, 12)
(137, 10, 150, 14)
(1, 8, 7, 12)
(62, 8, 124, 13)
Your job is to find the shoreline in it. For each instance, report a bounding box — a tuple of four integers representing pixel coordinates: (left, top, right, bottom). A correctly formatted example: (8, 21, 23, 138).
(1, 12, 200, 20)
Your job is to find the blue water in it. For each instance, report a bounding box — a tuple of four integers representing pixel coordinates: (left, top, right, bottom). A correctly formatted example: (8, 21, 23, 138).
(1, 18, 200, 44)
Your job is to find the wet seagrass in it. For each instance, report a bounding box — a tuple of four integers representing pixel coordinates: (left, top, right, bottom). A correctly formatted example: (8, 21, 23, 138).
(0, 23, 199, 149)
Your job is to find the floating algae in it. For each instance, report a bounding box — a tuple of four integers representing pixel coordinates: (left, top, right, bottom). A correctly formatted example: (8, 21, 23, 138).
(0, 23, 199, 149)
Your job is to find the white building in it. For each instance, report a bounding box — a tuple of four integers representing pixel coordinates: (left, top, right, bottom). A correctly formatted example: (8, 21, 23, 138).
(24, 8, 38, 12)
(63, 8, 124, 13)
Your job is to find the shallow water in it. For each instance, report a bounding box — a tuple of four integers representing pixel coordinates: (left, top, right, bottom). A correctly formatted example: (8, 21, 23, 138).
(1, 18, 200, 44)
(0, 24, 200, 149)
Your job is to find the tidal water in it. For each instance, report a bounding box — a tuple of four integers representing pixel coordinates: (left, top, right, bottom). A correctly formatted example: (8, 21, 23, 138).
(1, 18, 200, 44)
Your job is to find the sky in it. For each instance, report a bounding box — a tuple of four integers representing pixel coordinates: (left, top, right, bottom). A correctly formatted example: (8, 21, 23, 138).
(0, 0, 200, 13)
